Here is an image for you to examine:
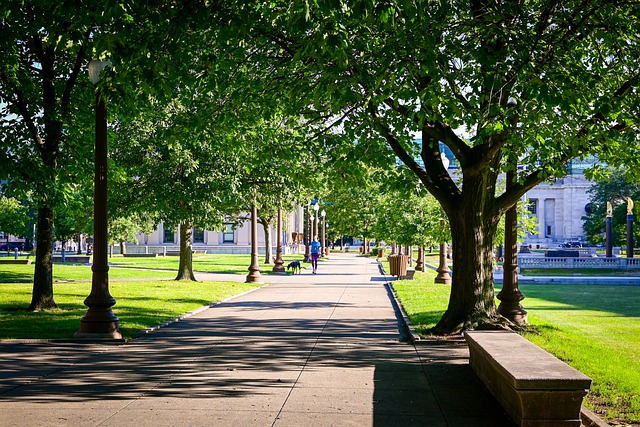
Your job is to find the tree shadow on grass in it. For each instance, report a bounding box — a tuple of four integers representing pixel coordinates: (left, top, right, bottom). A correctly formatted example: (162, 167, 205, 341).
(510, 284, 640, 318)
(0, 272, 32, 283)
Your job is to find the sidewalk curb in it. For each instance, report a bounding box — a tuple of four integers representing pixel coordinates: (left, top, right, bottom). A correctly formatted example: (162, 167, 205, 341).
(377, 260, 422, 344)
(581, 406, 611, 427)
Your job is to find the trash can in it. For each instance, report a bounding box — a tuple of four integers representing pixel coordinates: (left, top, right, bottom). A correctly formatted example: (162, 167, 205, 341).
(377, 248, 385, 258)
(389, 254, 408, 278)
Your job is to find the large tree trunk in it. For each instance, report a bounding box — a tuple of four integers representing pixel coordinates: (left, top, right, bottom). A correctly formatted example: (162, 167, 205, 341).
(29, 206, 57, 311)
(260, 219, 273, 264)
(120, 241, 126, 255)
(175, 222, 196, 281)
(431, 176, 509, 335)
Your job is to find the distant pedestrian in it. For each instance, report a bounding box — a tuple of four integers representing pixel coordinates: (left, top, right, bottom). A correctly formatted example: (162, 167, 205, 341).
(310, 236, 321, 274)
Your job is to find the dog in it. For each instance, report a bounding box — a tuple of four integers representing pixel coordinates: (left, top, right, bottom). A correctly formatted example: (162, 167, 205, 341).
(286, 260, 302, 274)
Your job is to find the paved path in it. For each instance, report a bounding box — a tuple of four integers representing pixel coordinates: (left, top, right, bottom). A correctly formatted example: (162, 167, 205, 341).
(0, 253, 514, 427)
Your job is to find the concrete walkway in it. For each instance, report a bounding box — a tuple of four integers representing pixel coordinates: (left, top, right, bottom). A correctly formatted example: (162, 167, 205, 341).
(0, 253, 514, 427)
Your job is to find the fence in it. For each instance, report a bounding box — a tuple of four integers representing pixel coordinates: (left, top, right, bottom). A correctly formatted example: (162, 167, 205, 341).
(518, 256, 640, 269)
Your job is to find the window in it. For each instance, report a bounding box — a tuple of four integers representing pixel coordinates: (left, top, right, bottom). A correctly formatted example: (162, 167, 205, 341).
(163, 227, 174, 243)
(193, 228, 204, 243)
(528, 199, 537, 215)
(223, 224, 234, 243)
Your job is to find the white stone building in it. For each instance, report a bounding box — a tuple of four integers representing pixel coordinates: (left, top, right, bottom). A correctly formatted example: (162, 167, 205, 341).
(522, 158, 597, 247)
(128, 207, 307, 255)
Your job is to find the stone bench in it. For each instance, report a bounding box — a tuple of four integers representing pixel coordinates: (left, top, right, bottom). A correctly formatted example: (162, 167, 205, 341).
(123, 253, 159, 258)
(405, 267, 416, 280)
(0, 259, 32, 264)
(464, 330, 591, 427)
(52, 255, 92, 263)
(164, 250, 206, 256)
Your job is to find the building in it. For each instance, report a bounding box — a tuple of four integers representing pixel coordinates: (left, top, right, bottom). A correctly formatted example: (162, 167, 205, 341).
(127, 207, 306, 255)
(523, 173, 594, 247)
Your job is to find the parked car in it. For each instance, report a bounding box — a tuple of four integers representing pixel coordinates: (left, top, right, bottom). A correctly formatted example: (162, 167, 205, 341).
(561, 241, 583, 248)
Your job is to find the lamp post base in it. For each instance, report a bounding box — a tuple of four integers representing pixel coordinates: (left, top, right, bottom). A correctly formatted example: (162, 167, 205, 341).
(497, 287, 528, 325)
(497, 303, 528, 324)
(246, 269, 263, 283)
(74, 330, 123, 339)
(75, 309, 122, 339)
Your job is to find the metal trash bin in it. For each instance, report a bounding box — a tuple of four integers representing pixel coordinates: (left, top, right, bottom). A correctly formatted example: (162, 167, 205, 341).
(388, 254, 408, 278)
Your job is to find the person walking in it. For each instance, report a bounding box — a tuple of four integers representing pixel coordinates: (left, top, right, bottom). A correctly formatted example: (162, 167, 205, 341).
(310, 236, 321, 274)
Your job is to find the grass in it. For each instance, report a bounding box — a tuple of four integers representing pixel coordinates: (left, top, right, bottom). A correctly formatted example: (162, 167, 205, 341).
(0, 253, 302, 340)
(0, 253, 306, 284)
(521, 268, 640, 276)
(108, 253, 305, 275)
(0, 281, 260, 339)
(391, 270, 640, 426)
(0, 263, 176, 283)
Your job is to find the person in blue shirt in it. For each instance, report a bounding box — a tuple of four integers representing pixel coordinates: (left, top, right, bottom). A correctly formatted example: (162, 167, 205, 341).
(310, 236, 321, 274)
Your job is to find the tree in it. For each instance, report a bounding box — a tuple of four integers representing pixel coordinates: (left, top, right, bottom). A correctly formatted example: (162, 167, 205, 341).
(111, 95, 243, 281)
(0, 2, 106, 310)
(247, 1, 640, 334)
(251, 121, 319, 264)
(0, 196, 27, 238)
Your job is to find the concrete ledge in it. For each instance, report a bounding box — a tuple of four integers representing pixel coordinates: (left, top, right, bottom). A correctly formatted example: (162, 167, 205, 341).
(123, 253, 158, 258)
(0, 259, 32, 264)
(464, 330, 591, 427)
(405, 268, 416, 280)
(52, 255, 92, 263)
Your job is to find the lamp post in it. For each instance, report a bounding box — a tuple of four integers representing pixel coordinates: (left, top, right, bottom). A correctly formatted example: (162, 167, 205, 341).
(497, 97, 527, 324)
(273, 203, 285, 273)
(497, 169, 528, 324)
(313, 202, 319, 239)
(303, 204, 311, 262)
(246, 202, 263, 283)
(320, 209, 326, 257)
(434, 219, 452, 285)
(76, 59, 121, 339)
(325, 224, 330, 255)
(606, 202, 613, 258)
(627, 198, 634, 258)
(310, 214, 315, 240)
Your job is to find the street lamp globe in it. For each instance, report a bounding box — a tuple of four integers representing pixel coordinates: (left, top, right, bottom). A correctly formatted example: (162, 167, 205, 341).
(313, 202, 320, 213)
(321, 209, 326, 218)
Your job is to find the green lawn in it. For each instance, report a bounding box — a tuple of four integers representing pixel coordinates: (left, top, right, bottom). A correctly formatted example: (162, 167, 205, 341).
(0, 263, 176, 283)
(0, 253, 306, 284)
(0, 253, 301, 340)
(109, 253, 305, 274)
(521, 268, 640, 276)
(0, 280, 260, 339)
(392, 270, 640, 426)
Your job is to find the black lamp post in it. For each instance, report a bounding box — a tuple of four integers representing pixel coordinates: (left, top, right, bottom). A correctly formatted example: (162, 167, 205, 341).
(76, 59, 121, 339)
(313, 202, 319, 239)
(627, 198, 634, 258)
(606, 202, 613, 258)
(497, 97, 527, 324)
(303, 204, 311, 262)
(497, 169, 527, 324)
(320, 209, 326, 257)
(246, 202, 263, 283)
(273, 204, 285, 272)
